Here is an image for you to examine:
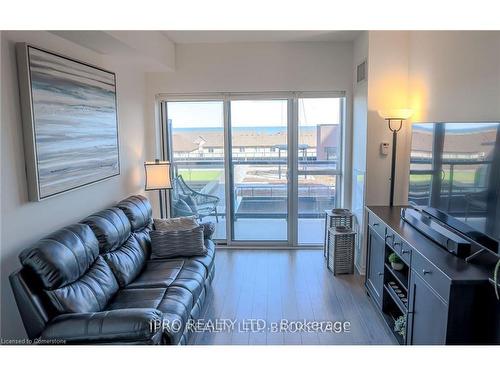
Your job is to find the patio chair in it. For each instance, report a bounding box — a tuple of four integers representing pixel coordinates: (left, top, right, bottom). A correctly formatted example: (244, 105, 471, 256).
(172, 175, 220, 222)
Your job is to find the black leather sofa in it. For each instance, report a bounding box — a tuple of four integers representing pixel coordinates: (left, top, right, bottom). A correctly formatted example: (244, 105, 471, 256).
(9, 195, 215, 344)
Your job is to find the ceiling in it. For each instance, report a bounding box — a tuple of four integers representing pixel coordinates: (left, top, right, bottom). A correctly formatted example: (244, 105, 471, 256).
(50, 31, 175, 71)
(162, 30, 361, 44)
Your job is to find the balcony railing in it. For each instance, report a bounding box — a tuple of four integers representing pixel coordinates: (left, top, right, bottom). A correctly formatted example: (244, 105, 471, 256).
(171, 158, 337, 220)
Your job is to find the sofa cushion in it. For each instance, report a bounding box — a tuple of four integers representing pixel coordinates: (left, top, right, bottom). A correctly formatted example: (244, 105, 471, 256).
(101, 235, 147, 288)
(157, 285, 194, 343)
(19, 224, 99, 290)
(107, 287, 167, 310)
(191, 239, 216, 275)
(179, 259, 207, 280)
(117, 195, 153, 232)
(82, 207, 148, 287)
(107, 286, 194, 345)
(132, 230, 152, 259)
(169, 262, 205, 303)
(81, 207, 131, 253)
(40, 308, 163, 344)
(157, 285, 194, 316)
(118, 195, 153, 257)
(46, 256, 119, 314)
(109, 286, 193, 317)
(125, 259, 184, 289)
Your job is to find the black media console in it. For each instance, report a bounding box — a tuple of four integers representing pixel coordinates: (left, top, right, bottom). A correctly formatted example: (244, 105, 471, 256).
(365, 206, 499, 345)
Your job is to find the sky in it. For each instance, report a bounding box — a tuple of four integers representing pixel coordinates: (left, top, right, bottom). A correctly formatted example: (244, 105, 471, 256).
(167, 98, 341, 128)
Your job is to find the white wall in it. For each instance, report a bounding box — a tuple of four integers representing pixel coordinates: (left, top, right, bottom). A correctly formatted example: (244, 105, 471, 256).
(147, 41, 353, 94)
(408, 31, 500, 121)
(402, 31, 500, 206)
(351, 32, 369, 272)
(350, 31, 410, 274)
(365, 31, 410, 207)
(0, 31, 148, 340)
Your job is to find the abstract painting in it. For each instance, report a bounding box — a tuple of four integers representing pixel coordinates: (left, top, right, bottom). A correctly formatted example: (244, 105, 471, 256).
(16, 44, 120, 201)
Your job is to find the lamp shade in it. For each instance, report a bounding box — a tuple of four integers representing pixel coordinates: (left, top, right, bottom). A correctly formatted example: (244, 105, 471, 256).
(144, 160, 172, 190)
(378, 109, 413, 120)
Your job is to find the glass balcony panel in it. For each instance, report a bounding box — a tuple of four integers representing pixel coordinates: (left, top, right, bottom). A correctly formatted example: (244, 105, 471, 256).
(298, 174, 337, 244)
(298, 98, 341, 244)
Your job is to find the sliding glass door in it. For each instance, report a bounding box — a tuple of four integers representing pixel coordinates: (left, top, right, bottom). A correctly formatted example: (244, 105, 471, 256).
(229, 99, 289, 241)
(297, 98, 342, 244)
(167, 101, 226, 240)
(163, 93, 344, 246)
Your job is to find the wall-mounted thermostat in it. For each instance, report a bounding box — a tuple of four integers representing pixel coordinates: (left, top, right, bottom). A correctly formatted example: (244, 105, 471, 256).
(380, 142, 390, 156)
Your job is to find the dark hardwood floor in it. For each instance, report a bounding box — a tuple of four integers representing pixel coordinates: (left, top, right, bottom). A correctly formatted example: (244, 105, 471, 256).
(189, 249, 395, 345)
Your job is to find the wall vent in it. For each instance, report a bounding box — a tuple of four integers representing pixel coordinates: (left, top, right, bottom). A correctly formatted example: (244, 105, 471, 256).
(356, 60, 367, 83)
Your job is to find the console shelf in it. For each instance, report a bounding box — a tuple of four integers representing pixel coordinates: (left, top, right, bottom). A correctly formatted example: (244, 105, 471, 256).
(384, 284, 408, 314)
(384, 263, 408, 292)
(381, 312, 404, 345)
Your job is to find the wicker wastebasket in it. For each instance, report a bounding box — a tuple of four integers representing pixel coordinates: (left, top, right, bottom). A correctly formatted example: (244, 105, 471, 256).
(324, 209, 354, 257)
(327, 226, 356, 275)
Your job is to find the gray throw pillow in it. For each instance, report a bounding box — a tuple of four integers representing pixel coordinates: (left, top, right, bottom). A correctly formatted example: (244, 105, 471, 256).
(150, 226, 207, 259)
(153, 216, 198, 231)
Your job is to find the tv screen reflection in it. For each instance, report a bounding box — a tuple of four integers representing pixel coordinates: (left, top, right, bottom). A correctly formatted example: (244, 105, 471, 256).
(409, 122, 500, 243)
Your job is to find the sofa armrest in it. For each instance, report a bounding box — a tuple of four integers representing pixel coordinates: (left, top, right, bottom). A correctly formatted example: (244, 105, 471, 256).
(40, 308, 163, 344)
(200, 222, 215, 240)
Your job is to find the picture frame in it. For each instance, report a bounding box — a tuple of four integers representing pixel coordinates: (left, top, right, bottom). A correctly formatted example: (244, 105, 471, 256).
(16, 43, 120, 201)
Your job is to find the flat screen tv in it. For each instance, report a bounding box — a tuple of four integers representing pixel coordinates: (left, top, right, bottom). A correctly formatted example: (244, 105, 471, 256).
(408, 122, 500, 253)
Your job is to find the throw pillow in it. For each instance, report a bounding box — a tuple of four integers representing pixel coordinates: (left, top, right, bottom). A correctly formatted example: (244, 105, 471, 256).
(200, 222, 216, 239)
(150, 226, 207, 259)
(153, 216, 198, 231)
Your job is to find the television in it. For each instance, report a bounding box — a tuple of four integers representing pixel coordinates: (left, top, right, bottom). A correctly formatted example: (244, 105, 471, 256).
(408, 122, 500, 254)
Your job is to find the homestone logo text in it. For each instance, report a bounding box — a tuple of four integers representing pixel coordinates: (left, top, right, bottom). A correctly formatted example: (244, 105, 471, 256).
(150, 318, 351, 334)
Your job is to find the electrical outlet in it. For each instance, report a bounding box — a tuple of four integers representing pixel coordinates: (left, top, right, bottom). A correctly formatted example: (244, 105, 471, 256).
(380, 142, 389, 156)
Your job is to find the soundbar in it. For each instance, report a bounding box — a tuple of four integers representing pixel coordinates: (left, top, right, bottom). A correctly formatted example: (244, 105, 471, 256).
(401, 207, 471, 257)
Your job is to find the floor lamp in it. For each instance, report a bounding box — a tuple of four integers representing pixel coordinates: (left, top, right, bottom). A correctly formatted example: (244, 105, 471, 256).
(144, 159, 172, 218)
(378, 109, 413, 207)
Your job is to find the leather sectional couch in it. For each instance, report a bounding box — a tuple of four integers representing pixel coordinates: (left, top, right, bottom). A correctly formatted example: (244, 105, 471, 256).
(9, 195, 215, 344)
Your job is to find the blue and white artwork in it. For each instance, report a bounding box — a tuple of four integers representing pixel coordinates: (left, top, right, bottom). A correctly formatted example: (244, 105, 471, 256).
(27, 46, 120, 199)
